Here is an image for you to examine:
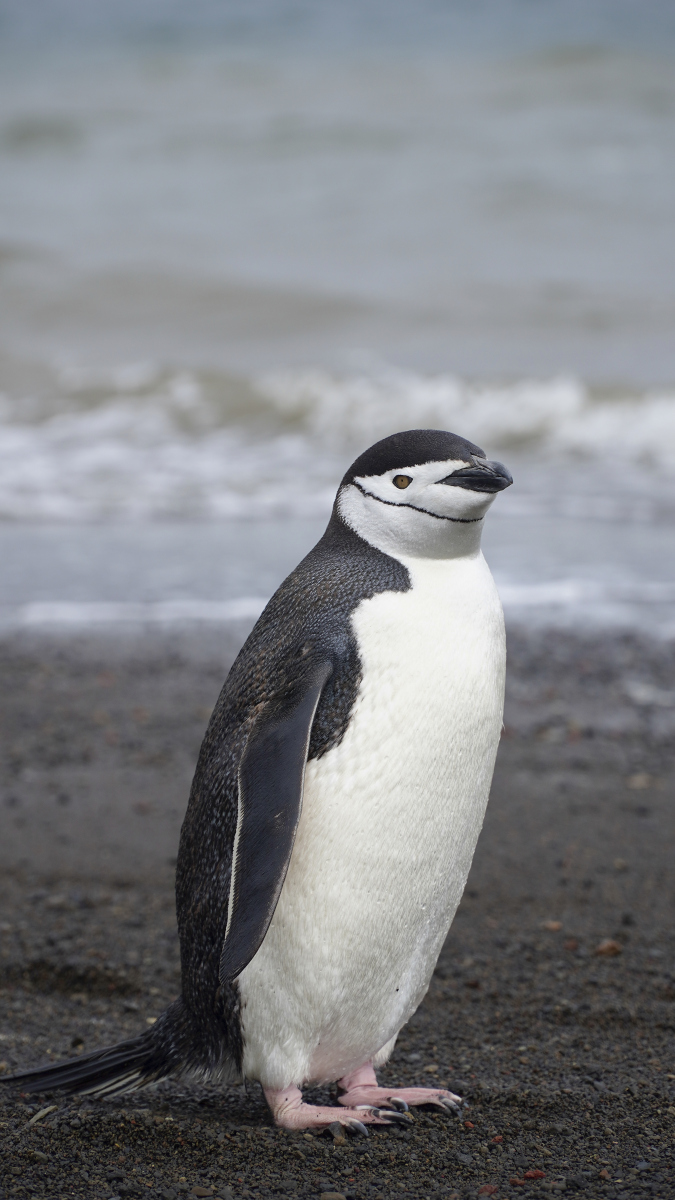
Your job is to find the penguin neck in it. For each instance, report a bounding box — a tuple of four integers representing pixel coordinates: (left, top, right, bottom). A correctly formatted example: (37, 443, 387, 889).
(332, 497, 486, 563)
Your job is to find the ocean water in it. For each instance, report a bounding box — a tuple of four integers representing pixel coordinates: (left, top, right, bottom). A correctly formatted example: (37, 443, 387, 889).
(1, 1, 674, 633)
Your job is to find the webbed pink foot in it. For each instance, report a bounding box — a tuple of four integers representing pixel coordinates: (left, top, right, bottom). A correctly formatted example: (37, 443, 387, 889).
(337, 1062, 463, 1117)
(264, 1084, 412, 1134)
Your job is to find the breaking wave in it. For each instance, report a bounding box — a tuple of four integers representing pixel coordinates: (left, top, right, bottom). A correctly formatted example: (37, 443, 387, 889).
(1, 364, 674, 520)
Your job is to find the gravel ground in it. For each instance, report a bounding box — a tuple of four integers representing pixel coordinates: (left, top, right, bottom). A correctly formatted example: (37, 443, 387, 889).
(0, 627, 674, 1200)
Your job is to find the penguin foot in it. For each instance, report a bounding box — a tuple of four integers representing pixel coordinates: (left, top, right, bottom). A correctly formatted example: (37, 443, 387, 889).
(263, 1085, 411, 1133)
(337, 1062, 464, 1116)
(341, 1084, 463, 1115)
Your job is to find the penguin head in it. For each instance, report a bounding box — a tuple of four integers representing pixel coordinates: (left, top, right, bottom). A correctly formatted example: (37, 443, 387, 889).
(336, 429, 512, 560)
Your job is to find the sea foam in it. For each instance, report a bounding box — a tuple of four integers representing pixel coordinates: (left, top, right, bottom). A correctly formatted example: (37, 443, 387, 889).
(0, 366, 674, 521)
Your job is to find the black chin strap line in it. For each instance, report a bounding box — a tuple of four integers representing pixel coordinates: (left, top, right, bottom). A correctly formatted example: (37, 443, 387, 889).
(351, 480, 485, 525)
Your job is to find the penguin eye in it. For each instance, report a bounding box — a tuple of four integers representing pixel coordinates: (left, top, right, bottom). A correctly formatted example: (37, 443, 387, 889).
(392, 475, 412, 489)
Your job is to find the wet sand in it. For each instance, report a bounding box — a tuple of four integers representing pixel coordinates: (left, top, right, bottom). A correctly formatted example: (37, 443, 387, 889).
(1, 627, 674, 1200)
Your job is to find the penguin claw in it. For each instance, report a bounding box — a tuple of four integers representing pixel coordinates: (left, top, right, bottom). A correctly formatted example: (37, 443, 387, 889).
(439, 1097, 463, 1117)
(380, 1107, 413, 1126)
(387, 1097, 409, 1112)
(355, 1104, 413, 1126)
(345, 1118, 370, 1137)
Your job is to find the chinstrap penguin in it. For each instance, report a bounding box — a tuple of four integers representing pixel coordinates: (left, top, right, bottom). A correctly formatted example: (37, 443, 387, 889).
(4, 428, 512, 1133)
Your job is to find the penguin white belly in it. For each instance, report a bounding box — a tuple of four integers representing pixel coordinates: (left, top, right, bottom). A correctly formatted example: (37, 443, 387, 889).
(237, 552, 505, 1089)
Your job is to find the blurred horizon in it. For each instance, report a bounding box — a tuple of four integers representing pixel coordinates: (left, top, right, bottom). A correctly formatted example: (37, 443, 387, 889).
(2, 0, 675, 382)
(3, 0, 675, 51)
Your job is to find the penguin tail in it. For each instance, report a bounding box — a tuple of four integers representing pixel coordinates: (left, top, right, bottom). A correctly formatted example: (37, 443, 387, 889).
(2, 997, 198, 1099)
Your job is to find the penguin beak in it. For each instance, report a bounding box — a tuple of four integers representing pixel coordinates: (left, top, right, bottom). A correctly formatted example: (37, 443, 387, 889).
(438, 458, 513, 494)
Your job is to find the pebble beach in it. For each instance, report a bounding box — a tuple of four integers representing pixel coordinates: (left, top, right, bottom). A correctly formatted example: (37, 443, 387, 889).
(1, 626, 674, 1200)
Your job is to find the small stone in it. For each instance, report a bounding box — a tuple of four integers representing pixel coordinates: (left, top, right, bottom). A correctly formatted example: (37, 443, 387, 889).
(190, 1190, 213, 1198)
(320, 1194, 346, 1200)
(456, 1151, 473, 1165)
(161, 1190, 177, 1200)
(626, 773, 653, 789)
(477, 1187, 498, 1196)
(524, 1169, 546, 1180)
(541, 920, 563, 932)
(27, 1104, 58, 1127)
(563, 938, 579, 951)
(595, 939, 622, 956)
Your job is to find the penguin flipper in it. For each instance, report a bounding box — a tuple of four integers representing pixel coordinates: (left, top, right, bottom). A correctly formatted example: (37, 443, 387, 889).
(219, 658, 333, 984)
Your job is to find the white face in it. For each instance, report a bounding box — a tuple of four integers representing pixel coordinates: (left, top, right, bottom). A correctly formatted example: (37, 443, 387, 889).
(338, 457, 501, 560)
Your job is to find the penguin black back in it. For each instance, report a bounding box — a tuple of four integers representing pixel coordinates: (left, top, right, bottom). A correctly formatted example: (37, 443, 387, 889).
(176, 512, 411, 1077)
